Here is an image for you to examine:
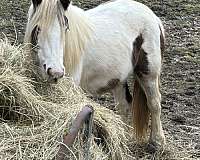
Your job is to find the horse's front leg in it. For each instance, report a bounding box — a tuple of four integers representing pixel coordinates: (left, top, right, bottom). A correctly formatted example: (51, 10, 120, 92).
(112, 82, 133, 124)
(72, 59, 83, 86)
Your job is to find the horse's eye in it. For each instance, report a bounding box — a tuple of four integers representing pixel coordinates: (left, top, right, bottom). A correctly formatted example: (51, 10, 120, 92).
(35, 26, 41, 35)
(64, 16, 69, 31)
(31, 26, 41, 46)
(64, 16, 68, 25)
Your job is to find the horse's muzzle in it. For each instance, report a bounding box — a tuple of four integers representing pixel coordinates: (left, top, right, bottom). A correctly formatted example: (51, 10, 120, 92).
(47, 68, 64, 83)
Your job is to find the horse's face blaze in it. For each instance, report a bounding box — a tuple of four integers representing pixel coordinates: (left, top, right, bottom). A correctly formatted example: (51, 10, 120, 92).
(32, 18, 65, 82)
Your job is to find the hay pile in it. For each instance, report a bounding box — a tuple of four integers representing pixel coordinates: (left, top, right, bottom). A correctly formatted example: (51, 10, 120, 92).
(0, 39, 132, 160)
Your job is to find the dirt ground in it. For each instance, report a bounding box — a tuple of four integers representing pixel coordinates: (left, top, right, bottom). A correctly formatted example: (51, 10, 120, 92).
(0, 0, 199, 159)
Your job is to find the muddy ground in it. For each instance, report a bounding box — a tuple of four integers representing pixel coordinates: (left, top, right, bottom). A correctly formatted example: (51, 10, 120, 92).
(0, 0, 199, 159)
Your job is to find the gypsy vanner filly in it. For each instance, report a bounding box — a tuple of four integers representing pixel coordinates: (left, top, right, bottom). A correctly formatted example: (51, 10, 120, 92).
(25, 0, 166, 148)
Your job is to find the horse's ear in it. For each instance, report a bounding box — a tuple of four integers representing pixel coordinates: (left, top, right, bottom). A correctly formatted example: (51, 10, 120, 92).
(32, 0, 42, 8)
(60, 0, 70, 10)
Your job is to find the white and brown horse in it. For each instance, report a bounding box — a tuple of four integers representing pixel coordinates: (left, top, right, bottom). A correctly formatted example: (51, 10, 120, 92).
(25, 0, 166, 148)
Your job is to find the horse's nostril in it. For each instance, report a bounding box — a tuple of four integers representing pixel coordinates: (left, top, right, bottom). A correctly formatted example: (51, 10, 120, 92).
(43, 64, 46, 70)
(47, 68, 52, 76)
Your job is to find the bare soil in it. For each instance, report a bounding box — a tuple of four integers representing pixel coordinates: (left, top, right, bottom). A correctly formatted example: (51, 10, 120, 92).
(0, 0, 199, 159)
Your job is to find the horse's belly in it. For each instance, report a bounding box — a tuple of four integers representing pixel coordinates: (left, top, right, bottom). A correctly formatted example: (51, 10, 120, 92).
(80, 54, 132, 95)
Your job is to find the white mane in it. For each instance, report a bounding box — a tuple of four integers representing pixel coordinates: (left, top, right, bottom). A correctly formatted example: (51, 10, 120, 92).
(64, 4, 94, 74)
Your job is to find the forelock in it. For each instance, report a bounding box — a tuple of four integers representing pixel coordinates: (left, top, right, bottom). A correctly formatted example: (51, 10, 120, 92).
(26, 0, 67, 45)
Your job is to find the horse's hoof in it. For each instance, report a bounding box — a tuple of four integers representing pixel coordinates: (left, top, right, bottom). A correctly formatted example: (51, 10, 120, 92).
(148, 133, 166, 151)
(145, 141, 164, 154)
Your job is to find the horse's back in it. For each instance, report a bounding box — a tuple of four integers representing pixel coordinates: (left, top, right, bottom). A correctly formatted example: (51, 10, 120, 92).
(86, 0, 162, 49)
(87, 0, 160, 26)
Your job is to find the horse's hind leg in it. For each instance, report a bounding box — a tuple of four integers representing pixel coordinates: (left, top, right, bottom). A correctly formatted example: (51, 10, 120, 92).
(138, 74, 165, 147)
(112, 82, 133, 124)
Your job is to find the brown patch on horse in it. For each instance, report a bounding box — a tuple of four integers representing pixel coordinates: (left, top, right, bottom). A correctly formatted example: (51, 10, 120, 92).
(159, 26, 165, 59)
(60, 0, 71, 10)
(32, 0, 42, 14)
(132, 34, 149, 77)
(132, 34, 150, 141)
(132, 34, 143, 68)
(30, 26, 40, 65)
(134, 49, 149, 77)
(124, 82, 132, 104)
(31, 26, 40, 46)
(32, 0, 42, 8)
(97, 79, 120, 94)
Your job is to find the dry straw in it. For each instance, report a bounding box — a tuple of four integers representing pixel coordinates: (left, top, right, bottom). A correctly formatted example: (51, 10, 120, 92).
(0, 39, 132, 160)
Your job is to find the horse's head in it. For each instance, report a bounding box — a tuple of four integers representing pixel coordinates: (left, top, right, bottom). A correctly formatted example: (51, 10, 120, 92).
(26, 0, 71, 83)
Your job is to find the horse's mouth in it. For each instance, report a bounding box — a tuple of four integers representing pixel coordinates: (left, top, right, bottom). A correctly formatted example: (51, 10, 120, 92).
(47, 77, 58, 84)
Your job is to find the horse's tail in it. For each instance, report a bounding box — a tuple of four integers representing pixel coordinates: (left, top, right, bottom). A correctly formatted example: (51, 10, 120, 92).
(132, 78, 150, 140)
(157, 18, 165, 58)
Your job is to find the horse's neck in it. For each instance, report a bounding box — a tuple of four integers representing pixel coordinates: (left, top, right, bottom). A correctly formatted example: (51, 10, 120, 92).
(64, 4, 94, 77)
